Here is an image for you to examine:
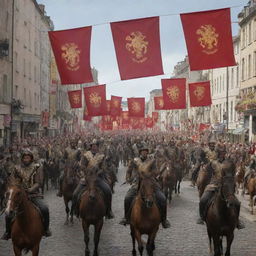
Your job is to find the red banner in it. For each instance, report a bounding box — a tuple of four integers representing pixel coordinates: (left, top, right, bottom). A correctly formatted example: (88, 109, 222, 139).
(162, 78, 186, 110)
(84, 85, 107, 117)
(121, 111, 130, 125)
(111, 17, 163, 80)
(199, 123, 211, 131)
(146, 117, 154, 128)
(110, 96, 122, 117)
(189, 81, 212, 107)
(48, 26, 93, 84)
(83, 106, 92, 121)
(152, 112, 159, 123)
(180, 8, 236, 71)
(154, 96, 164, 110)
(106, 100, 111, 115)
(68, 89, 82, 108)
(128, 98, 145, 117)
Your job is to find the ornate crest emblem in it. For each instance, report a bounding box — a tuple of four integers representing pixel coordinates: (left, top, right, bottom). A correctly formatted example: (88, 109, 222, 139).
(196, 25, 219, 55)
(194, 86, 205, 101)
(126, 31, 148, 63)
(166, 86, 180, 103)
(158, 98, 164, 108)
(131, 102, 141, 113)
(89, 92, 102, 107)
(61, 43, 81, 71)
(72, 94, 81, 105)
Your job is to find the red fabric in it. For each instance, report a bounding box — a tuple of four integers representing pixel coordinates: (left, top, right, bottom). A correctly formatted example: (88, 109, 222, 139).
(180, 8, 236, 71)
(162, 78, 186, 109)
(110, 96, 122, 117)
(84, 85, 107, 117)
(106, 100, 111, 115)
(128, 98, 145, 117)
(152, 112, 159, 123)
(199, 123, 211, 131)
(154, 96, 164, 110)
(83, 106, 92, 121)
(189, 81, 212, 107)
(67, 90, 82, 108)
(111, 17, 163, 80)
(48, 27, 93, 84)
(146, 117, 154, 128)
(121, 111, 130, 125)
(130, 117, 143, 130)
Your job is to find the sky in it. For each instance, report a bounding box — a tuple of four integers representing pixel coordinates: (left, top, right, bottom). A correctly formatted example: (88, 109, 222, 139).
(39, 0, 247, 100)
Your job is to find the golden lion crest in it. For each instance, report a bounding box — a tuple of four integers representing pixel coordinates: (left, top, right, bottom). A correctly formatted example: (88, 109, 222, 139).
(61, 43, 81, 71)
(72, 94, 81, 105)
(194, 86, 205, 101)
(166, 86, 180, 103)
(131, 102, 141, 113)
(89, 92, 101, 107)
(196, 25, 219, 55)
(126, 31, 148, 63)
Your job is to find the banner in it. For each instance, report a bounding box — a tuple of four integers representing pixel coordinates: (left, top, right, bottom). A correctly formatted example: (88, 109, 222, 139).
(111, 17, 163, 80)
(162, 78, 186, 110)
(180, 8, 236, 70)
(106, 100, 111, 115)
(121, 111, 130, 125)
(110, 96, 122, 117)
(48, 26, 93, 84)
(68, 89, 82, 108)
(154, 96, 164, 110)
(189, 81, 212, 107)
(84, 85, 107, 116)
(145, 117, 154, 128)
(83, 106, 92, 121)
(128, 97, 145, 117)
(152, 112, 159, 123)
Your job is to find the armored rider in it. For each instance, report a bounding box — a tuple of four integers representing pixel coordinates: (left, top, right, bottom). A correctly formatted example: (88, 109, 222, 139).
(72, 139, 114, 219)
(1, 149, 51, 240)
(119, 143, 171, 228)
(197, 144, 245, 229)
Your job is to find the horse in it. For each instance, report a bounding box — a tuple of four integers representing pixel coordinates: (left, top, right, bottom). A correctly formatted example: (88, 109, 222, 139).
(5, 184, 44, 256)
(103, 159, 117, 193)
(160, 161, 176, 203)
(174, 162, 183, 194)
(130, 176, 161, 256)
(0, 166, 8, 210)
(44, 159, 60, 190)
(205, 162, 239, 256)
(62, 162, 79, 225)
(235, 161, 245, 194)
(247, 174, 256, 214)
(79, 170, 106, 256)
(196, 164, 211, 198)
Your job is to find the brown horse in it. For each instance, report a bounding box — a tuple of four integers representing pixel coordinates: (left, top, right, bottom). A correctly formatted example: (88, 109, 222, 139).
(247, 174, 256, 214)
(5, 185, 44, 256)
(235, 161, 245, 194)
(160, 161, 176, 203)
(196, 164, 211, 198)
(130, 177, 161, 256)
(62, 162, 79, 225)
(79, 171, 106, 256)
(205, 169, 238, 256)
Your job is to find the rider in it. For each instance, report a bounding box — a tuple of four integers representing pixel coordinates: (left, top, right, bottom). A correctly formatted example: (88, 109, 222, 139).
(196, 144, 245, 229)
(72, 139, 114, 219)
(119, 142, 171, 228)
(243, 155, 256, 191)
(1, 149, 52, 240)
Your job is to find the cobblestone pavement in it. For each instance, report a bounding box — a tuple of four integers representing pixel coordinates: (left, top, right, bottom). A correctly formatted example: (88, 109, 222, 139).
(1, 165, 256, 256)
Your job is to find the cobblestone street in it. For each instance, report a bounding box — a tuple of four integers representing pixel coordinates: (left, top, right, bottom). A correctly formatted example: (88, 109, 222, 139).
(1, 165, 256, 256)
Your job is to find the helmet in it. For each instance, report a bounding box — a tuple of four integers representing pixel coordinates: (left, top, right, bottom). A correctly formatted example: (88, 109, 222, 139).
(21, 149, 34, 160)
(138, 142, 149, 153)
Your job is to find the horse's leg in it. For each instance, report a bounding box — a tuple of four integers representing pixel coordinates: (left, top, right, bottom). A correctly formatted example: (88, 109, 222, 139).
(174, 180, 177, 194)
(13, 245, 22, 256)
(207, 228, 212, 255)
(64, 198, 70, 225)
(32, 244, 40, 256)
(130, 225, 137, 256)
(178, 179, 181, 194)
(134, 229, 143, 256)
(83, 221, 90, 256)
(225, 233, 234, 256)
(212, 235, 221, 256)
(146, 228, 158, 256)
(93, 219, 103, 256)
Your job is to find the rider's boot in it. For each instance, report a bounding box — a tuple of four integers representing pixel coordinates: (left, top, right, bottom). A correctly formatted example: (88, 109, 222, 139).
(155, 190, 170, 229)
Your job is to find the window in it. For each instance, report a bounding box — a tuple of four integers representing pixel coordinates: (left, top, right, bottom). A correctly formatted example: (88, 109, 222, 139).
(29, 91, 31, 108)
(242, 28, 245, 48)
(223, 74, 225, 92)
(249, 22, 252, 43)
(231, 68, 234, 89)
(248, 54, 252, 78)
(220, 76, 222, 93)
(236, 66, 239, 87)
(242, 58, 245, 80)
(5, 11, 9, 32)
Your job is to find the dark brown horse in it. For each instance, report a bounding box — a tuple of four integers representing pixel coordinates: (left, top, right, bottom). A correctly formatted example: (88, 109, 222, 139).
(62, 162, 79, 225)
(205, 164, 239, 256)
(130, 177, 161, 256)
(5, 184, 44, 256)
(160, 161, 176, 203)
(196, 164, 211, 198)
(247, 174, 256, 214)
(235, 161, 245, 195)
(79, 170, 106, 256)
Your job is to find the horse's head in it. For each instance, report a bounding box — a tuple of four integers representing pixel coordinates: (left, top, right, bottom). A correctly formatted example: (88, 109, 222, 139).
(138, 177, 156, 208)
(86, 169, 100, 202)
(5, 185, 26, 218)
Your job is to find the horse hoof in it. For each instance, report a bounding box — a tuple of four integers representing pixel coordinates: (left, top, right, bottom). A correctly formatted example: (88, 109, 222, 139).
(93, 252, 98, 256)
(85, 249, 90, 256)
(132, 249, 136, 256)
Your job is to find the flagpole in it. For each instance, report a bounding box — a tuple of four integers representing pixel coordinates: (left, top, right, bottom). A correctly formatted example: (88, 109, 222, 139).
(226, 67, 229, 132)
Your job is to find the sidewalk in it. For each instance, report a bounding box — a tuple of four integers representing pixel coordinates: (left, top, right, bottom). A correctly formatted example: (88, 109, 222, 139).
(237, 191, 256, 222)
